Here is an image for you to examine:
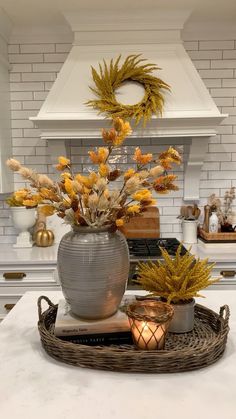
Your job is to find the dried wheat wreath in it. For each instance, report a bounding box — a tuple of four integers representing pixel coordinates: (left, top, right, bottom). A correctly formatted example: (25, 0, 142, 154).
(86, 54, 170, 126)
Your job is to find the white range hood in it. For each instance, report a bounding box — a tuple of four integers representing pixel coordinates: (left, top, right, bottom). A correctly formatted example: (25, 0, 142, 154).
(30, 9, 226, 200)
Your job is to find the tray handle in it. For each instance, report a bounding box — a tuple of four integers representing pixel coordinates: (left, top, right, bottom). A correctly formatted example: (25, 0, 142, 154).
(218, 305, 230, 331)
(37, 295, 56, 322)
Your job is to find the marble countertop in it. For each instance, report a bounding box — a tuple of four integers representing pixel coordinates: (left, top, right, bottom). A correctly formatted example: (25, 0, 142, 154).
(0, 243, 58, 265)
(0, 240, 235, 265)
(0, 289, 235, 419)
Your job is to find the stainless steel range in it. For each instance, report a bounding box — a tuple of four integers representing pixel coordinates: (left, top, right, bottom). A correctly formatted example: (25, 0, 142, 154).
(127, 238, 187, 289)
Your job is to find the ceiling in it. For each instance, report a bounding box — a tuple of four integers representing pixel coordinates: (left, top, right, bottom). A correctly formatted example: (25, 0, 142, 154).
(0, 0, 236, 30)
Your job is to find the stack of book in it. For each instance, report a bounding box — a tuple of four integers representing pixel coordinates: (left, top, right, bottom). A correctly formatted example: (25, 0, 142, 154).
(54, 295, 136, 346)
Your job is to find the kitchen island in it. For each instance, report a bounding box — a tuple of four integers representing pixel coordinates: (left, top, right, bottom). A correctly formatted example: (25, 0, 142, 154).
(0, 290, 235, 419)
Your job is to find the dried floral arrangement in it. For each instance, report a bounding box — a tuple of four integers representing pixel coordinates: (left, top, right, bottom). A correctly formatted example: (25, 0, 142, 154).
(6, 188, 43, 207)
(208, 187, 235, 227)
(135, 244, 218, 304)
(6, 118, 181, 228)
(86, 54, 170, 127)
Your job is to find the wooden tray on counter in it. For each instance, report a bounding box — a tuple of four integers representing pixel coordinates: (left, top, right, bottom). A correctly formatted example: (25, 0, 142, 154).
(198, 227, 236, 242)
(37, 296, 230, 373)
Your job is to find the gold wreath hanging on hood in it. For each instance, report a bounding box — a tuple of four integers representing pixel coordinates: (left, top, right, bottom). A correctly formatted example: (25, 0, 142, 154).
(86, 54, 170, 127)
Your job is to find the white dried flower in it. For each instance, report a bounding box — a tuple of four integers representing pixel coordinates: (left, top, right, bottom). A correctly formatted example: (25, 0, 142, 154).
(73, 180, 83, 193)
(37, 174, 54, 188)
(95, 178, 107, 192)
(6, 158, 22, 171)
(149, 165, 164, 178)
(88, 193, 99, 210)
(97, 195, 109, 211)
(138, 170, 149, 180)
(19, 167, 35, 180)
(124, 177, 142, 194)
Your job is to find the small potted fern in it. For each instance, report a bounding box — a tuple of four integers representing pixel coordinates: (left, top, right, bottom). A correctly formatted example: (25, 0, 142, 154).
(135, 245, 219, 333)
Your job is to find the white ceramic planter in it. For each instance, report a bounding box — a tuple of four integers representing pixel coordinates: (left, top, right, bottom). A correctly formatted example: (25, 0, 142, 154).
(182, 220, 198, 244)
(11, 207, 36, 248)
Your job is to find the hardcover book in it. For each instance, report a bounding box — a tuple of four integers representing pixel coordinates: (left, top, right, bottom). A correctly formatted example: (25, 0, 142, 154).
(54, 295, 136, 337)
(57, 331, 133, 346)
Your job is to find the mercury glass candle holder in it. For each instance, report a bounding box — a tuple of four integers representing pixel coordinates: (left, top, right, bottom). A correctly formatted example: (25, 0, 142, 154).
(123, 300, 174, 350)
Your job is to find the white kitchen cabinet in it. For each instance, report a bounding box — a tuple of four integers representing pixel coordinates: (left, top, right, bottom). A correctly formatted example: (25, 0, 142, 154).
(0, 244, 60, 320)
(0, 43, 13, 192)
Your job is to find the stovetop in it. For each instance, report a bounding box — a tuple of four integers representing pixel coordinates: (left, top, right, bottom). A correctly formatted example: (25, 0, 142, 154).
(127, 238, 186, 259)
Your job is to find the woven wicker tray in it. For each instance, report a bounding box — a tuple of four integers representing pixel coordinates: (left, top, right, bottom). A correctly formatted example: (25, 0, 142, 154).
(37, 296, 230, 373)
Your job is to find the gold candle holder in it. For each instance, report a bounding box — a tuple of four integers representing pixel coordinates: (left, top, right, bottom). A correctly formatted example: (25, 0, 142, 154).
(123, 300, 174, 350)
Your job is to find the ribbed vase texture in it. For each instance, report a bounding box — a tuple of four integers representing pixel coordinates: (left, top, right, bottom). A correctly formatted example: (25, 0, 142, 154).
(57, 227, 129, 319)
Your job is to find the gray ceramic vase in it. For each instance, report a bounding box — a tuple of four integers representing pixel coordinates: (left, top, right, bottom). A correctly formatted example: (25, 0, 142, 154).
(168, 299, 195, 333)
(57, 226, 129, 319)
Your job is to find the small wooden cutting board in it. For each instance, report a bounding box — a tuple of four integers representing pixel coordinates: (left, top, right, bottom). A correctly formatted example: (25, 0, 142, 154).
(119, 207, 160, 238)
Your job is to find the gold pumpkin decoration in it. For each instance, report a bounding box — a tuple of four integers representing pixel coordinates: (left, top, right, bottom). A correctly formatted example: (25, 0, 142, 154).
(35, 229, 54, 247)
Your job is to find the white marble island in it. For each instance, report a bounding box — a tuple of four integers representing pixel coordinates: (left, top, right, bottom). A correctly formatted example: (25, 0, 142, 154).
(0, 290, 235, 419)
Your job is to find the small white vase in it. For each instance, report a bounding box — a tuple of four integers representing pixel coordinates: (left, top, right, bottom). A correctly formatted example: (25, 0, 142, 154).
(182, 220, 198, 244)
(11, 207, 37, 248)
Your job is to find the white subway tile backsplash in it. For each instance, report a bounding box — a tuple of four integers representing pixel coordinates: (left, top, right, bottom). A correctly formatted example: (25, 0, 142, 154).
(22, 100, 44, 110)
(23, 128, 40, 137)
(202, 162, 220, 171)
(11, 110, 37, 119)
(44, 81, 54, 90)
(8, 45, 20, 54)
(200, 180, 232, 188)
(214, 97, 234, 106)
(20, 44, 55, 53)
(209, 171, 236, 179)
(44, 53, 68, 63)
(56, 44, 72, 53)
(11, 119, 34, 129)
(10, 91, 33, 101)
(203, 79, 221, 88)
(11, 63, 32, 72)
(11, 129, 23, 138)
(211, 60, 236, 69)
(221, 134, 236, 142)
(10, 82, 44, 92)
(9, 54, 44, 63)
(9, 73, 21, 82)
(192, 60, 210, 69)
(183, 41, 199, 50)
(210, 88, 236, 97)
(223, 50, 236, 59)
(221, 162, 236, 170)
(199, 69, 234, 78)
(200, 188, 220, 197)
(11, 101, 22, 110)
(215, 125, 233, 134)
(32, 63, 63, 72)
(33, 91, 48, 100)
(222, 79, 236, 87)
(209, 143, 236, 152)
(199, 40, 234, 50)
(13, 146, 36, 156)
(188, 50, 222, 60)
(12, 138, 43, 147)
(22, 72, 56, 82)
